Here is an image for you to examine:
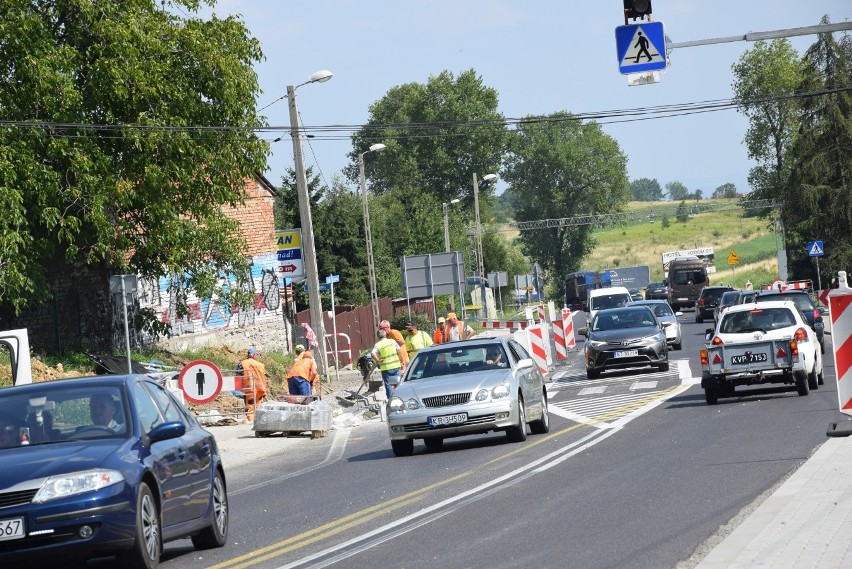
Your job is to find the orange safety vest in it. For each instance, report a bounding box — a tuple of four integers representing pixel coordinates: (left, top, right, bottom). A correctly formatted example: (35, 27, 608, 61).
(239, 358, 267, 401)
(287, 352, 318, 384)
(433, 325, 447, 345)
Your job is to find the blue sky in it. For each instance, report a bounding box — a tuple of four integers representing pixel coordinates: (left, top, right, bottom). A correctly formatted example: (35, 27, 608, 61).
(204, 0, 849, 197)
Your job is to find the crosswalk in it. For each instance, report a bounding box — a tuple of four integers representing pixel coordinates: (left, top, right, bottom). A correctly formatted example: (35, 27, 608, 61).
(546, 359, 698, 428)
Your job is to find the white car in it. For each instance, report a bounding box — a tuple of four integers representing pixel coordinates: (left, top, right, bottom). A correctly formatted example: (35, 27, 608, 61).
(700, 300, 824, 404)
(587, 286, 633, 325)
(632, 300, 682, 350)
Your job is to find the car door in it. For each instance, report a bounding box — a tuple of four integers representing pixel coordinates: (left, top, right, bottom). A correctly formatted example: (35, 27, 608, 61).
(129, 382, 195, 525)
(507, 340, 542, 419)
(144, 381, 212, 521)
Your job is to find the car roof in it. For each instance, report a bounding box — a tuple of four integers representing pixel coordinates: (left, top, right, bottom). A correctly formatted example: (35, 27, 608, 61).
(723, 300, 797, 314)
(589, 286, 630, 297)
(416, 336, 507, 354)
(632, 299, 667, 304)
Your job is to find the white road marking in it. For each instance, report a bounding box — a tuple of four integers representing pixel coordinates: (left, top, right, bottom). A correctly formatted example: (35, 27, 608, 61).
(630, 381, 658, 390)
(578, 386, 608, 395)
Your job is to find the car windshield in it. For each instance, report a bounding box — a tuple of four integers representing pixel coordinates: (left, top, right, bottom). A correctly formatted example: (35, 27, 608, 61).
(641, 303, 674, 317)
(591, 294, 630, 311)
(720, 291, 740, 304)
(702, 288, 729, 301)
(406, 345, 508, 381)
(0, 386, 129, 449)
(720, 307, 796, 334)
(592, 308, 657, 331)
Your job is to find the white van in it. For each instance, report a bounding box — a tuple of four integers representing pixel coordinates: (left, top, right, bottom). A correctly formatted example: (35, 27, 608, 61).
(587, 286, 633, 325)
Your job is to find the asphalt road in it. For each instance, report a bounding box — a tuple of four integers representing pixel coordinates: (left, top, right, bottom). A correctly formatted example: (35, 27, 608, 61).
(154, 310, 847, 569)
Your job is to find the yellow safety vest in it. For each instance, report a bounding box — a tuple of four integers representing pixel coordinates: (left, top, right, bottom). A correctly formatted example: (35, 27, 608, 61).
(375, 339, 401, 371)
(405, 330, 432, 356)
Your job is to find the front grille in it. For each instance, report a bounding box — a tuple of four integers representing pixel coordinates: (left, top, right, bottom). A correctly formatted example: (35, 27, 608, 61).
(422, 393, 470, 408)
(0, 489, 37, 509)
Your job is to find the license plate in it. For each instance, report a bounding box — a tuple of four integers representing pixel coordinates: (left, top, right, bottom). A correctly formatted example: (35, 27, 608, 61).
(614, 350, 639, 358)
(0, 517, 24, 542)
(428, 413, 468, 427)
(731, 353, 768, 365)
(677, 297, 688, 301)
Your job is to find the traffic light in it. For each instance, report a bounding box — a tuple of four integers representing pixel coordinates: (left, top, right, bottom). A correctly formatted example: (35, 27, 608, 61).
(623, 0, 652, 24)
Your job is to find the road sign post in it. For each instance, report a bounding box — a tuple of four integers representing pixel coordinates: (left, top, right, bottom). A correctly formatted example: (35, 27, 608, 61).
(326, 275, 340, 387)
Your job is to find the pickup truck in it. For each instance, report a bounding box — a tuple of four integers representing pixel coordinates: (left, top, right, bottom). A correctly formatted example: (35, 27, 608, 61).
(699, 301, 823, 405)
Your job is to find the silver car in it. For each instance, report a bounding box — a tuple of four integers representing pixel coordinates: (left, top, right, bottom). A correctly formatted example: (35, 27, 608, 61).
(386, 338, 549, 457)
(632, 299, 683, 350)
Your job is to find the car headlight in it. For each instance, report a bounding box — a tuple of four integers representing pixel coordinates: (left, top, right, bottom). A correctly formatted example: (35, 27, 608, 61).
(491, 382, 510, 399)
(588, 340, 607, 348)
(405, 398, 420, 410)
(475, 389, 489, 401)
(33, 469, 125, 503)
(388, 397, 406, 412)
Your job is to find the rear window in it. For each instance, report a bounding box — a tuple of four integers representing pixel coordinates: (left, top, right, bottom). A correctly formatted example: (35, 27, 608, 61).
(720, 291, 741, 304)
(720, 307, 797, 333)
(671, 269, 706, 285)
(590, 293, 631, 311)
(701, 288, 729, 302)
(756, 293, 814, 312)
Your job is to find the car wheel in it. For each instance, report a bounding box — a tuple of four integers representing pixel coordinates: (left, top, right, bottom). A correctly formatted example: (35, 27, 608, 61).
(807, 367, 819, 391)
(191, 470, 229, 550)
(423, 436, 443, 450)
(391, 439, 414, 457)
(696, 315, 703, 324)
(820, 340, 825, 355)
(506, 396, 528, 442)
(529, 394, 550, 435)
(658, 361, 670, 372)
(704, 384, 718, 406)
(818, 368, 825, 385)
(586, 368, 601, 379)
(795, 370, 810, 396)
(117, 483, 160, 569)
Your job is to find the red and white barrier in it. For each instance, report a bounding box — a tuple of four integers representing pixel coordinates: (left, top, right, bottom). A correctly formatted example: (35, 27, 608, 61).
(481, 320, 532, 330)
(818, 289, 830, 306)
(552, 308, 576, 360)
(829, 271, 852, 415)
(527, 324, 549, 376)
(563, 308, 576, 351)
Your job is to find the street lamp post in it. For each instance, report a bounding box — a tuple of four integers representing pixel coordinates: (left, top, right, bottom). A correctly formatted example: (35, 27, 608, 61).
(288, 69, 332, 377)
(473, 173, 497, 320)
(358, 143, 387, 330)
(442, 198, 461, 312)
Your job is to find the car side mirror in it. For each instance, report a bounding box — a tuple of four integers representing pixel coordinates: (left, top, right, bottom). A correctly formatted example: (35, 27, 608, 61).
(516, 358, 535, 370)
(661, 321, 672, 329)
(579, 327, 588, 337)
(675, 311, 683, 316)
(705, 328, 714, 341)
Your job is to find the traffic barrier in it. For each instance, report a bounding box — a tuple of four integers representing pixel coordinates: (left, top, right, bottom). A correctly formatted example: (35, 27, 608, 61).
(527, 325, 549, 376)
(553, 311, 567, 360)
(818, 289, 830, 306)
(829, 271, 852, 415)
(324, 332, 353, 369)
(563, 308, 577, 351)
(481, 320, 532, 330)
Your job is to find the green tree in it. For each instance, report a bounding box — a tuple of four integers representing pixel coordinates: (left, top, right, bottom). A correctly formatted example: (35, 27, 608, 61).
(783, 22, 852, 279)
(676, 201, 690, 223)
(732, 39, 804, 201)
(629, 178, 663, 201)
(502, 112, 629, 288)
(665, 181, 690, 201)
(0, 1, 267, 322)
(712, 183, 738, 198)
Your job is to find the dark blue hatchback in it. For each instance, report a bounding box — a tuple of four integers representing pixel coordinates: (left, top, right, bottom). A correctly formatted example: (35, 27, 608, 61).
(0, 375, 228, 567)
(755, 290, 825, 353)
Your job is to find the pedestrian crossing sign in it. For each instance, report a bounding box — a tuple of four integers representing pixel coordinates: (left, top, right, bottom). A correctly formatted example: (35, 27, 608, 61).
(615, 21, 667, 75)
(808, 240, 824, 257)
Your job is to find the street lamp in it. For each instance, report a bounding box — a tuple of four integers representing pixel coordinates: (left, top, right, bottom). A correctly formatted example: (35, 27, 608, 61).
(289, 69, 332, 377)
(473, 173, 497, 320)
(358, 143, 387, 330)
(442, 197, 461, 313)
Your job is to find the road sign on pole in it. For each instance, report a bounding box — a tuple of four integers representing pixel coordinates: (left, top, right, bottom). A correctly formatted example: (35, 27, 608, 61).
(808, 240, 824, 257)
(275, 229, 305, 278)
(178, 360, 223, 405)
(616, 21, 667, 75)
(727, 250, 740, 265)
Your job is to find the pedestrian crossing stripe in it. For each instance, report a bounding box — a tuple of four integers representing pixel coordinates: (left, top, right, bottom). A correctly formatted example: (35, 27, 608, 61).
(619, 25, 665, 68)
(810, 241, 824, 256)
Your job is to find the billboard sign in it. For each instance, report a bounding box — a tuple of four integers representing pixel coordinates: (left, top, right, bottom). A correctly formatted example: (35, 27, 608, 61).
(606, 265, 651, 288)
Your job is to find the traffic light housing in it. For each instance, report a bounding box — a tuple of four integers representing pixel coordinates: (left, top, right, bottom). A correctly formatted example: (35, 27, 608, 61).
(623, 0, 652, 24)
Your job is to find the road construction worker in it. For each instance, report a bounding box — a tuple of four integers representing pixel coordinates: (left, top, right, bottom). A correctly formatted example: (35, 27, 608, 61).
(372, 329, 406, 398)
(445, 312, 474, 341)
(379, 320, 409, 365)
(286, 344, 319, 397)
(237, 347, 268, 420)
(404, 321, 433, 359)
(433, 316, 448, 344)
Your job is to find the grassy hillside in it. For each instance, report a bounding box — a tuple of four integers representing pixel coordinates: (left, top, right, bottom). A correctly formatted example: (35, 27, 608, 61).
(587, 200, 780, 288)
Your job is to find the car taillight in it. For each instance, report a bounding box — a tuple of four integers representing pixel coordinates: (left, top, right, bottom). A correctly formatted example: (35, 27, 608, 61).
(698, 298, 705, 307)
(700, 349, 709, 365)
(794, 327, 807, 341)
(813, 309, 820, 321)
(787, 341, 798, 357)
(711, 336, 723, 345)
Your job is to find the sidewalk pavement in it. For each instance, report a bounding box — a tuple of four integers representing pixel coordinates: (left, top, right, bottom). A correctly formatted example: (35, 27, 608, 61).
(695, 429, 852, 568)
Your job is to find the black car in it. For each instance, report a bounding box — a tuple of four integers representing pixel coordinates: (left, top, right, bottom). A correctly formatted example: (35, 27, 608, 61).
(628, 288, 643, 302)
(695, 285, 735, 323)
(755, 290, 825, 353)
(713, 289, 743, 323)
(645, 281, 669, 300)
(582, 305, 670, 379)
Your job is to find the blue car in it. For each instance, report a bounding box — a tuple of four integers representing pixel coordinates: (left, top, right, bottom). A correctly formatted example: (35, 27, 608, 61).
(0, 375, 228, 567)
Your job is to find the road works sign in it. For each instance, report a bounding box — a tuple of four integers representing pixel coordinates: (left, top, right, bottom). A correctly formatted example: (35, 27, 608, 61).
(275, 229, 304, 278)
(828, 273, 852, 416)
(615, 21, 667, 75)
